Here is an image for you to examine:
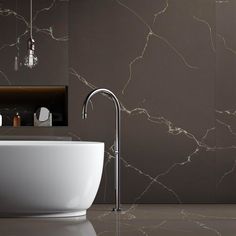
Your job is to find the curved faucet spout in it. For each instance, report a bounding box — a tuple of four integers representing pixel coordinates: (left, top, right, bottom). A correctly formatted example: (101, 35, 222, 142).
(82, 88, 121, 212)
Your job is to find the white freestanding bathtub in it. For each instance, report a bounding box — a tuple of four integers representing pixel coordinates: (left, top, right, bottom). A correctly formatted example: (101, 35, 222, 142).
(0, 141, 104, 217)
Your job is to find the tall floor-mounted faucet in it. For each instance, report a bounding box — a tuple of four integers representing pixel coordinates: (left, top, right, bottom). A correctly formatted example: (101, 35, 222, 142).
(82, 88, 121, 211)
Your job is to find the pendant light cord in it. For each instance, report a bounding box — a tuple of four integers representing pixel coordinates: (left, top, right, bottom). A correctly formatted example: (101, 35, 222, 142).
(15, 0, 17, 41)
(15, 0, 18, 45)
(30, 0, 33, 39)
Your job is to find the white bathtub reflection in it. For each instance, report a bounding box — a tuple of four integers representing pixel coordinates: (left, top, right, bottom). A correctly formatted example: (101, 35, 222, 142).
(0, 216, 96, 236)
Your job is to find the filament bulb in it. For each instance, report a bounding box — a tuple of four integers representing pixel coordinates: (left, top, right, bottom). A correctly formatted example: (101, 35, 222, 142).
(24, 50, 38, 68)
(24, 38, 38, 69)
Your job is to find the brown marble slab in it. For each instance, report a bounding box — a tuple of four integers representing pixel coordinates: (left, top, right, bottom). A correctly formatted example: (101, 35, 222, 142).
(0, 204, 236, 235)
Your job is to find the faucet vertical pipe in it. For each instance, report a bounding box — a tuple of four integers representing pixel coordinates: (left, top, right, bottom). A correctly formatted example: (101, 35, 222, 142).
(82, 88, 121, 211)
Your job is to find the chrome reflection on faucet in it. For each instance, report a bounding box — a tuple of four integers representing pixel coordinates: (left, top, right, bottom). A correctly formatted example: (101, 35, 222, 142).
(82, 88, 122, 212)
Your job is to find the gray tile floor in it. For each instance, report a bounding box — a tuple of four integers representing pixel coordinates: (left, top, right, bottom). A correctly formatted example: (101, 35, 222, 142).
(0, 204, 236, 235)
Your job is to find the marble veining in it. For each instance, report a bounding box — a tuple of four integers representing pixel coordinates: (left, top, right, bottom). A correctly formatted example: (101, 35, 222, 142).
(1, 205, 233, 236)
(0, 0, 68, 85)
(117, 0, 199, 95)
(69, 0, 236, 204)
(1, 0, 236, 206)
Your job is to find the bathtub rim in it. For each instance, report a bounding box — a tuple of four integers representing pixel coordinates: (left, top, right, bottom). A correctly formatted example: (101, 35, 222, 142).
(0, 140, 104, 145)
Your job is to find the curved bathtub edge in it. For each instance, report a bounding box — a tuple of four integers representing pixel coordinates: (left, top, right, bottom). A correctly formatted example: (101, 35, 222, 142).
(0, 210, 87, 218)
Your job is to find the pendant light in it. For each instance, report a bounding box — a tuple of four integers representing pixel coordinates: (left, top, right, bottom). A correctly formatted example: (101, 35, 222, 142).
(24, 0, 38, 68)
(14, 0, 19, 71)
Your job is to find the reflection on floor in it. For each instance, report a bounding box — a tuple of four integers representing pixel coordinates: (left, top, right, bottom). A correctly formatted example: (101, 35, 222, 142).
(0, 204, 236, 235)
(89, 204, 236, 236)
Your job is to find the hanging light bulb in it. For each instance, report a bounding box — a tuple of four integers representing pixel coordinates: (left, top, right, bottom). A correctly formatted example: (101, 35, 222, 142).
(14, 0, 19, 71)
(24, 0, 38, 69)
(24, 38, 38, 68)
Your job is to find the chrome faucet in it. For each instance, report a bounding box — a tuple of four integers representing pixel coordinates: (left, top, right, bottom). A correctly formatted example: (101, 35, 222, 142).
(82, 88, 121, 211)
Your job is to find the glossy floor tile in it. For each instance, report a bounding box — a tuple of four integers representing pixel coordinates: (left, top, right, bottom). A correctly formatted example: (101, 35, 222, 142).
(0, 204, 236, 235)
